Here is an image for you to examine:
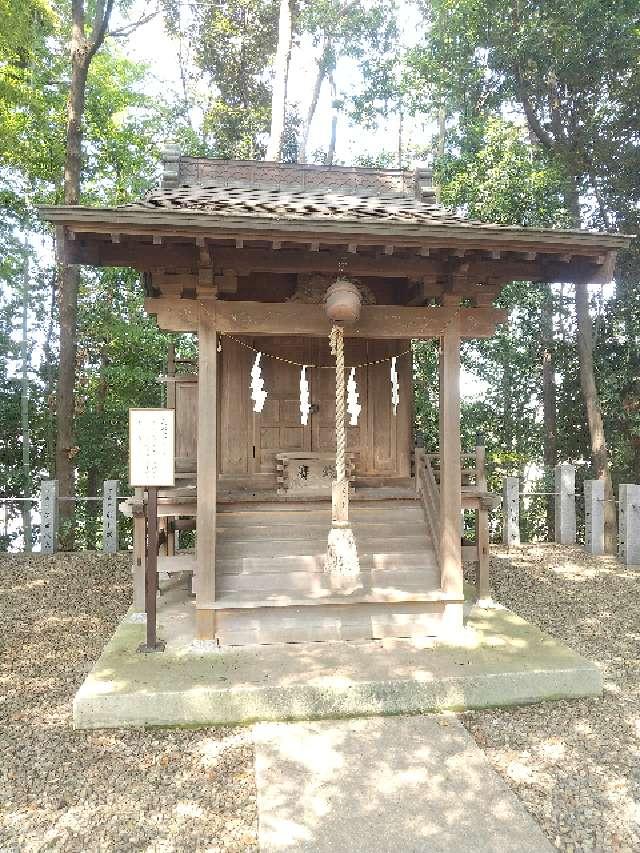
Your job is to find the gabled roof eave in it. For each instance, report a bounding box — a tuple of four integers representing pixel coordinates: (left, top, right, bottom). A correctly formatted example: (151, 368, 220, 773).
(38, 204, 634, 252)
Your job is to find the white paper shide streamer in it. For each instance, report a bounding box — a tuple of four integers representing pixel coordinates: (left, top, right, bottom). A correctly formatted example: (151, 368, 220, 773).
(390, 356, 399, 415)
(347, 367, 361, 425)
(299, 365, 311, 425)
(250, 351, 267, 412)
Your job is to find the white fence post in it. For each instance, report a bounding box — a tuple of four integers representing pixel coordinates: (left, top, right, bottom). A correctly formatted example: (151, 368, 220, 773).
(584, 479, 605, 556)
(102, 480, 119, 554)
(555, 463, 576, 545)
(619, 484, 640, 566)
(503, 476, 520, 546)
(40, 480, 59, 554)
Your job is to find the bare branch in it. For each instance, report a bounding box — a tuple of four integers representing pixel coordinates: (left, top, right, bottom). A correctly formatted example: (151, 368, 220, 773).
(109, 8, 159, 39)
(86, 0, 115, 64)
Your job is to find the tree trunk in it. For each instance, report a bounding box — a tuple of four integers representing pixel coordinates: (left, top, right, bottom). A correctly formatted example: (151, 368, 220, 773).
(266, 0, 292, 161)
(56, 0, 112, 543)
(298, 47, 327, 164)
(541, 285, 557, 540)
(44, 268, 57, 476)
(565, 180, 617, 552)
(575, 280, 616, 550)
(326, 70, 338, 165)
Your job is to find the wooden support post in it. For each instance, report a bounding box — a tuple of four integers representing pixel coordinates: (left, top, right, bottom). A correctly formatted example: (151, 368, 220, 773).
(502, 477, 520, 546)
(196, 298, 217, 640)
(138, 485, 165, 653)
(102, 479, 119, 554)
(166, 519, 176, 556)
(132, 486, 146, 611)
(439, 320, 463, 618)
(618, 484, 640, 566)
(40, 479, 59, 554)
(584, 479, 605, 557)
(158, 517, 168, 557)
(555, 463, 576, 545)
(475, 443, 491, 601)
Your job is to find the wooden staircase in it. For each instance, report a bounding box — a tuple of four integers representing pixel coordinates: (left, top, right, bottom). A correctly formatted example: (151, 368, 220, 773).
(206, 498, 456, 646)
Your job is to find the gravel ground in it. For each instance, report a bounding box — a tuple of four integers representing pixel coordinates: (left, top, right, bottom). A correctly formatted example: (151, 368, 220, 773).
(2, 547, 638, 852)
(463, 544, 640, 853)
(0, 554, 258, 853)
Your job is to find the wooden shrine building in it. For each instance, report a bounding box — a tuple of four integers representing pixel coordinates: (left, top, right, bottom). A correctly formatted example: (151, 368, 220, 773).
(41, 153, 629, 646)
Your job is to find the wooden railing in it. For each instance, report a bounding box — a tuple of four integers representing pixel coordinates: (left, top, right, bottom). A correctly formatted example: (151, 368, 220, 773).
(415, 448, 441, 562)
(415, 445, 493, 602)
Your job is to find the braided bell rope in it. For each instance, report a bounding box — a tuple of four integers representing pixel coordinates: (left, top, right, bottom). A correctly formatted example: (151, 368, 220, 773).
(330, 325, 347, 483)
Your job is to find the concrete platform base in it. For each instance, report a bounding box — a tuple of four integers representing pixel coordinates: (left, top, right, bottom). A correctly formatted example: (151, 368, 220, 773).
(73, 587, 602, 729)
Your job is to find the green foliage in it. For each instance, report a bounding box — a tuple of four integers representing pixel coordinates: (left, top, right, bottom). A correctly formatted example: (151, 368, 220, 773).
(436, 117, 570, 228)
(162, 0, 280, 158)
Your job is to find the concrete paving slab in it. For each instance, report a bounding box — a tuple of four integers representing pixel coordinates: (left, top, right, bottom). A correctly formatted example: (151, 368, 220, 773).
(73, 584, 601, 728)
(254, 715, 555, 852)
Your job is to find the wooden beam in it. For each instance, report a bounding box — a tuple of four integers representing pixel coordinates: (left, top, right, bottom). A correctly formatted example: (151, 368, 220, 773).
(145, 297, 200, 331)
(215, 269, 238, 293)
(66, 239, 198, 269)
(64, 239, 617, 286)
(191, 246, 443, 279)
(407, 274, 442, 306)
(439, 319, 463, 609)
(196, 298, 217, 640)
(143, 298, 508, 338)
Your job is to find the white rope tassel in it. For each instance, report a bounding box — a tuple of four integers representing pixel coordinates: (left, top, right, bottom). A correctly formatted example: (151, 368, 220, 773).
(326, 325, 361, 591)
(391, 355, 399, 415)
(299, 365, 310, 425)
(347, 367, 361, 425)
(250, 351, 267, 413)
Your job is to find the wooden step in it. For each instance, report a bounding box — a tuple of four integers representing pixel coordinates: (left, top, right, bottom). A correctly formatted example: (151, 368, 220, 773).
(213, 600, 456, 645)
(205, 585, 453, 610)
(216, 551, 437, 575)
(215, 511, 424, 529)
(216, 535, 430, 559)
(219, 566, 441, 596)
(216, 520, 426, 540)
(157, 554, 196, 574)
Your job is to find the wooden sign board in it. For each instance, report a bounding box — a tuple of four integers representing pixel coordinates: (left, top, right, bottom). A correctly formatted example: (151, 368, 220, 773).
(129, 408, 175, 487)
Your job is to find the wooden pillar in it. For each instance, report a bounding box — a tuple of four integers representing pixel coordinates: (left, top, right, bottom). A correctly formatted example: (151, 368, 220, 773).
(439, 318, 463, 613)
(132, 486, 146, 612)
(475, 444, 491, 601)
(196, 298, 217, 639)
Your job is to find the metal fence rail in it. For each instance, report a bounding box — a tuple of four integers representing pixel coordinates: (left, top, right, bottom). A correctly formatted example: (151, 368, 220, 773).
(502, 464, 640, 565)
(1, 480, 122, 554)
